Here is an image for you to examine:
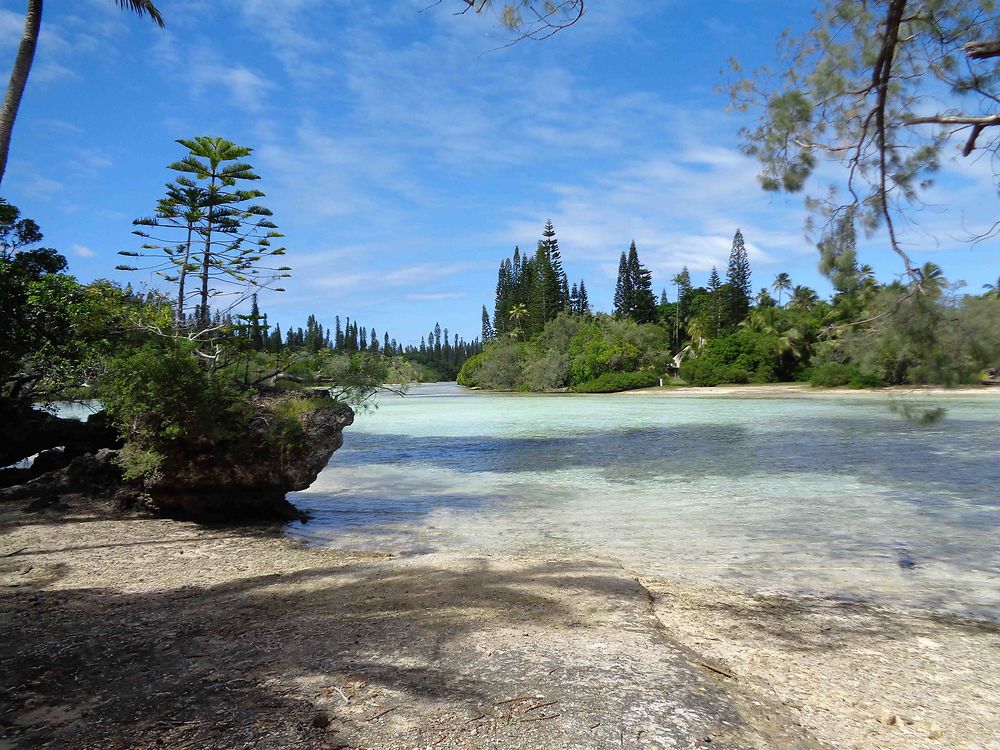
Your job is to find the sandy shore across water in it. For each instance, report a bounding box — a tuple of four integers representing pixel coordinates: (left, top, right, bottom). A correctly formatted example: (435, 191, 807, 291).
(618, 383, 1000, 398)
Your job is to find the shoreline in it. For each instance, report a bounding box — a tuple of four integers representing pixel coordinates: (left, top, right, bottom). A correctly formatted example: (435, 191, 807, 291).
(455, 382, 1000, 398)
(2, 493, 997, 749)
(629, 382, 1000, 397)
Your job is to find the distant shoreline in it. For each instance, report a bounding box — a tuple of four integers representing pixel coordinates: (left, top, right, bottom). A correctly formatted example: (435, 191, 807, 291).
(620, 382, 1000, 397)
(453, 381, 1000, 398)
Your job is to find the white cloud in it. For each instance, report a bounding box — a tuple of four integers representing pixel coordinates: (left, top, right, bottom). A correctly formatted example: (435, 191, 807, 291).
(191, 62, 274, 113)
(71, 243, 95, 257)
(309, 261, 484, 294)
(0, 10, 23, 50)
(407, 291, 468, 301)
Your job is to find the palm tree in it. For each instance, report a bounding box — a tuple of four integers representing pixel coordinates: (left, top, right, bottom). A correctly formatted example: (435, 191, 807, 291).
(983, 276, 1000, 299)
(917, 262, 945, 296)
(789, 285, 819, 311)
(686, 316, 709, 352)
(740, 307, 780, 336)
(508, 303, 528, 340)
(771, 272, 792, 307)
(755, 287, 775, 307)
(670, 271, 683, 349)
(0, 0, 164, 186)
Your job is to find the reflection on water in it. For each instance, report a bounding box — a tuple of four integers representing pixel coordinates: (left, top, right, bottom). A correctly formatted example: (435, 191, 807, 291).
(288, 383, 1000, 618)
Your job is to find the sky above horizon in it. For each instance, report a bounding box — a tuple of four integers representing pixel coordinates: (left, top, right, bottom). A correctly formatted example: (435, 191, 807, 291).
(2, 0, 997, 345)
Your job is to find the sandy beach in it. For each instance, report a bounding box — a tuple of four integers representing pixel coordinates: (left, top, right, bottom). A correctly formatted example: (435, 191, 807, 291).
(619, 383, 1000, 398)
(2, 492, 997, 750)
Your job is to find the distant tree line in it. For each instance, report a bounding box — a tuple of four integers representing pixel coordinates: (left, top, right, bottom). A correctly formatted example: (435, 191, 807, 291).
(461, 220, 999, 391)
(239, 296, 481, 381)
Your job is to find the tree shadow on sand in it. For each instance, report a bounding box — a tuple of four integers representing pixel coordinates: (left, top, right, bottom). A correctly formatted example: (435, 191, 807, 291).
(0, 543, 823, 750)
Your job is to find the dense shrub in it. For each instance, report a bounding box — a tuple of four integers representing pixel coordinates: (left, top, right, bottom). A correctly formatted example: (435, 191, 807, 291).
(99, 340, 252, 478)
(680, 330, 780, 386)
(460, 314, 671, 392)
(806, 362, 884, 388)
(573, 371, 660, 393)
(522, 349, 570, 391)
(679, 358, 742, 387)
(456, 352, 485, 387)
(456, 341, 526, 390)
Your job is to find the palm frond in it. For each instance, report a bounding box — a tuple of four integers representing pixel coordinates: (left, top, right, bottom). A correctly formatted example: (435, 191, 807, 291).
(114, 0, 165, 27)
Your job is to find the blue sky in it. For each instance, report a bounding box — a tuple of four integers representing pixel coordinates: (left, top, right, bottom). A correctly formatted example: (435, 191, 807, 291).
(2, 0, 996, 345)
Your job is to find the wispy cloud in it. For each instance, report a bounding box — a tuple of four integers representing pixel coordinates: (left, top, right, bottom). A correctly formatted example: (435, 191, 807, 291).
(407, 291, 468, 301)
(191, 61, 274, 113)
(71, 243, 96, 257)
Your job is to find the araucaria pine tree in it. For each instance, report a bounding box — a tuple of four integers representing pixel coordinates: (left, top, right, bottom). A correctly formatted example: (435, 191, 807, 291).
(708, 266, 724, 336)
(481, 305, 494, 342)
(491, 220, 570, 340)
(541, 219, 569, 311)
(725, 229, 752, 327)
(613, 251, 633, 317)
(120, 137, 291, 332)
(531, 240, 561, 328)
(615, 241, 656, 323)
(628, 241, 657, 324)
(577, 279, 591, 315)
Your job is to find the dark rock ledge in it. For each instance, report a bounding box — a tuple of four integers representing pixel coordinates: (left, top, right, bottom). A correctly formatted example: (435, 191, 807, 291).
(0, 395, 354, 522)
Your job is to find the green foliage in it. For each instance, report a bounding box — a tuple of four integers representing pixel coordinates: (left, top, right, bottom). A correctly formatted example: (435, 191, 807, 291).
(731, 0, 997, 276)
(809, 285, 1000, 387)
(461, 313, 670, 392)
(614, 241, 657, 323)
(806, 362, 883, 389)
(327, 352, 415, 409)
(492, 222, 573, 340)
(0, 201, 161, 406)
(456, 352, 486, 387)
(98, 338, 363, 482)
(725, 229, 752, 326)
(464, 340, 528, 391)
(121, 137, 290, 331)
(573, 371, 659, 393)
(680, 330, 780, 386)
(115, 443, 167, 482)
(99, 339, 249, 453)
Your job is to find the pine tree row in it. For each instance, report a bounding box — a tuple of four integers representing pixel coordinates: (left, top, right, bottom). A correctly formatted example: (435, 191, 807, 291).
(240, 295, 481, 373)
(490, 220, 590, 341)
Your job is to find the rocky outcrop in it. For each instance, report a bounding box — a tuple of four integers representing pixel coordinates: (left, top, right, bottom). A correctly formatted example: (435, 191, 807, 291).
(0, 448, 123, 503)
(0, 404, 120, 480)
(2, 394, 355, 522)
(128, 395, 355, 520)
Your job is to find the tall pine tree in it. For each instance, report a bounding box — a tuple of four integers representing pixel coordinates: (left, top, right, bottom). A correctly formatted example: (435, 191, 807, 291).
(541, 219, 569, 311)
(481, 305, 494, 342)
(613, 251, 633, 317)
(708, 266, 724, 336)
(628, 241, 657, 324)
(578, 279, 591, 315)
(725, 229, 752, 327)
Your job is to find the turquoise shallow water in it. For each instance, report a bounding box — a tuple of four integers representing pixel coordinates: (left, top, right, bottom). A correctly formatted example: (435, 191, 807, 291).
(288, 383, 1000, 618)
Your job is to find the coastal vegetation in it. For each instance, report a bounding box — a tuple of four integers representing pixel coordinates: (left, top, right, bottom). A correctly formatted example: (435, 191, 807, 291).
(459, 222, 1000, 392)
(0, 138, 452, 517)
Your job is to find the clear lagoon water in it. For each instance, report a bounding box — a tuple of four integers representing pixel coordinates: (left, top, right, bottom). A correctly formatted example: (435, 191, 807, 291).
(288, 383, 1000, 618)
